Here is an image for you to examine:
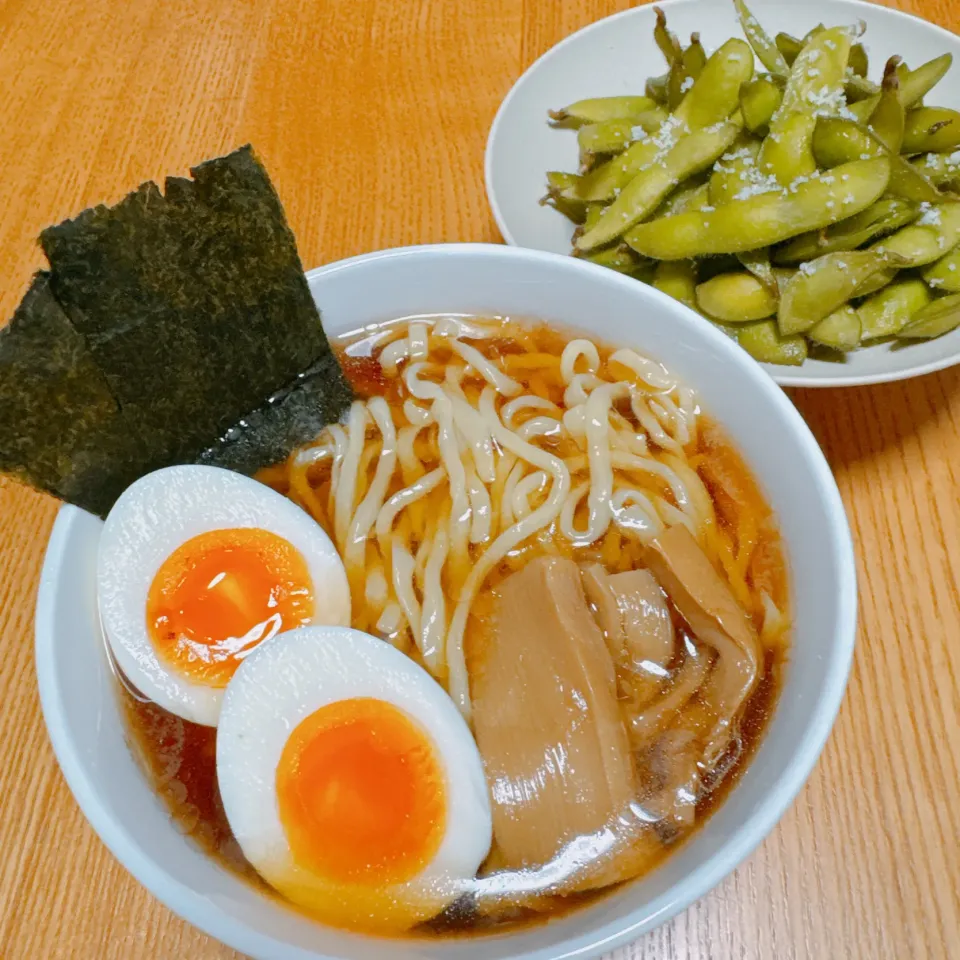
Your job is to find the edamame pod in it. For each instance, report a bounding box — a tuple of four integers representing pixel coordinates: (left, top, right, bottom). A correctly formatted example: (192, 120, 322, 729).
(868, 58, 905, 153)
(813, 117, 943, 202)
(858, 278, 933, 338)
(773, 197, 919, 263)
(848, 53, 954, 122)
(899, 54, 953, 105)
(737, 248, 779, 297)
(550, 96, 658, 125)
(740, 76, 784, 134)
(542, 172, 586, 222)
(759, 25, 851, 185)
(849, 43, 870, 78)
(577, 111, 668, 157)
(659, 180, 713, 216)
(625, 157, 890, 259)
(778, 250, 898, 335)
(912, 151, 960, 188)
(582, 203, 605, 232)
(871, 203, 960, 267)
(654, 7, 683, 66)
(808, 305, 861, 350)
(774, 33, 801, 66)
(577, 117, 742, 250)
(898, 292, 960, 338)
(577, 139, 663, 202)
(733, 0, 789, 77)
(646, 73, 669, 105)
(684, 33, 708, 78)
(696, 271, 778, 321)
(674, 38, 755, 130)
(902, 107, 960, 154)
(545, 171, 582, 198)
(845, 74, 879, 103)
(653, 259, 699, 311)
(922, 248, 960, 292)
(708, 136, 764, 205)
(541, 193, 587, 224)
(578, 244, 647, 274)
(668, 34, 708, 110)
(580, 38, 755, 202)
(760, 113, 818, 185)
(735, 319, 808, 364)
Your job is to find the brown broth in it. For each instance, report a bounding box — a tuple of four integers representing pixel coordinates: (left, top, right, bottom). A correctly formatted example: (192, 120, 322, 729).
(117, 316, 789, 938)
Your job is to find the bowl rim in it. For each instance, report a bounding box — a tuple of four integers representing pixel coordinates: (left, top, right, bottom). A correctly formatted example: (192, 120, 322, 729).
(35, 242, 858, 960)
(483, 0, 960, 389)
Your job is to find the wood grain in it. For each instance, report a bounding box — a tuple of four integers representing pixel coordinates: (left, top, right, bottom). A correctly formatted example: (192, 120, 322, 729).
(0, 0, 958, 957)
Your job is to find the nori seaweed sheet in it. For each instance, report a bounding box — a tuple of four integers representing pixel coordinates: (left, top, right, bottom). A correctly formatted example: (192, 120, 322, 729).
(0, 145, 353, 517)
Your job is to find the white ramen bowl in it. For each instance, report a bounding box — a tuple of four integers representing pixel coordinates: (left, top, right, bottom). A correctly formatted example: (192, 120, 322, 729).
(485, 0, 960, 387)
(36, 243, 857, 960)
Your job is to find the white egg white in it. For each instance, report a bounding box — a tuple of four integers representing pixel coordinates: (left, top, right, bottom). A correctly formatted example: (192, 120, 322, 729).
(97, 465, 350, 726)
(216, 625, 493, 932)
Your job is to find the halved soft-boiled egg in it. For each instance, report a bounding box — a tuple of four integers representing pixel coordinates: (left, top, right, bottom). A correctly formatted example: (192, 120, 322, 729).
(216, 625, 493, 934)
(98, 465, 349, 726)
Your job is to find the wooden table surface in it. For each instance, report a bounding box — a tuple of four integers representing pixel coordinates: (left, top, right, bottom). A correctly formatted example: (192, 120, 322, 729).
(1, 0, 958, 957)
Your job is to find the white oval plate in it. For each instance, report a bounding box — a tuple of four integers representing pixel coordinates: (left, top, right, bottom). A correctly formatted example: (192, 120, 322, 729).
(485, 0, 960, 387)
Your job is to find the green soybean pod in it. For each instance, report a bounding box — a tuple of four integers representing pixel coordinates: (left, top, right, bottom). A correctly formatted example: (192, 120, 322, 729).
(654, 6, 682, 66)
(684, 33, 708, 78)
(757, 26, 851, 186)
(759, 113, 818, 185)
(733, 0, 789, 77)
(582, 203, 605, 232)
(545, 170, 582, 199)
(667, 34, 709, 111)
(849, 53, 954, 123)
(845, 73, 879, 103)
(774, 197, 920, 263)
(696, 272, 778, 322)
(922, 248, 960, 292)
(849, 43, 870, 78)
(625, 157, 890, 259)
(576, 118, 742, 250)
(740, 76, 784, 135)
(902, 107, 960, 155)
(898, 292, 960, 338)
(542, 172, 586, 222)
(659, 180, 713, 217)
(774, 32, 802, 66)
(738, 248, 779, 297)
(653, 260, 699, 312)
(708, 136, 763, 205)
(813, 117, 943, 203)
(577, 111, 667, 157)
(872, 203, 960, 267)
(549, 96, 658, 125)
(646, 73, 670, 106)
(855, 268, 898, 299)
(869, 58, 905, 153)
(735, 319, 808, 365)
(913, 151, 960, 188)
(578, 244, 646, 274)
(673, 38, 755, 130)
(541, 193, 587, 224)
(808, 305, 862, 350)
(858, 277, 933, 338)
(778, 251, 896, 335)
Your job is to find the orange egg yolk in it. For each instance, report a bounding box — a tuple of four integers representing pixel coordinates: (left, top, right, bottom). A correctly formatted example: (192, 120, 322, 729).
(276, 697, 446, 886)
(146, 528, 314, 687)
